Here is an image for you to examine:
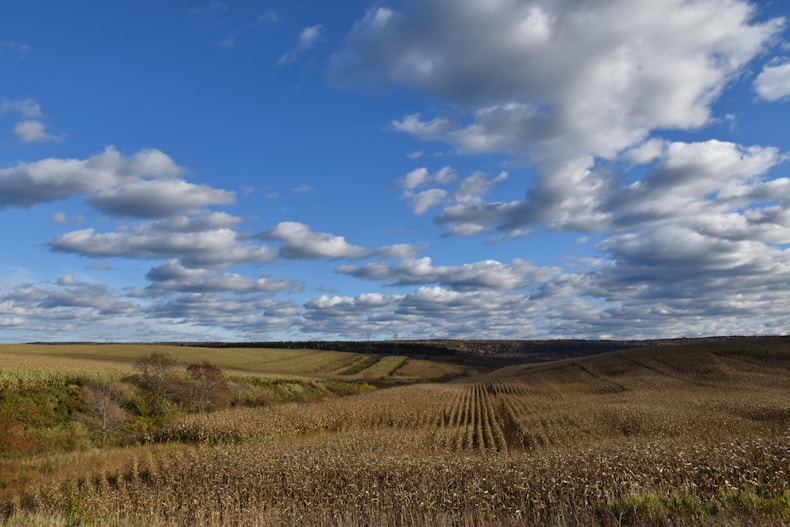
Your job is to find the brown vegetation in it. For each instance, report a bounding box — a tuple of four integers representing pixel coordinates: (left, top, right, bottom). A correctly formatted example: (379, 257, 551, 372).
(1, 340, 788, 526)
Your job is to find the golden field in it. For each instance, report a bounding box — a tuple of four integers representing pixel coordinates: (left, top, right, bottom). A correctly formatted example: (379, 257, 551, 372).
(0, 339, 788, 526)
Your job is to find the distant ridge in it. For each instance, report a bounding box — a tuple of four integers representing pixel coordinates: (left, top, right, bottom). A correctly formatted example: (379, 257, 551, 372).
(153, 335, 787, 368)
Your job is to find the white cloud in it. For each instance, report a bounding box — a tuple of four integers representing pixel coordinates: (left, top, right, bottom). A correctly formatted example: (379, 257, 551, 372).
(0, 278, 139, 324)
(260, 221, 371, 259)
(336, 0, 784, 235)
(377, 242, 425, 260)
(13, 120, 63, 143)
(147, 294, 297, 337)
(455, 171, 508, 204)
(754, 61, 790, 101)
(1, 99, 63, 144)
(0, 98, 42, 118)
(396, 166, 459, 214)
(337, 257, 548, 290)
(260, 221, 424, 261)
(338, 0, 779, 125)
(300, 292, 403, 338)
(86, 179, 235, 218)
(297, 25, 323, 49)
(0, 317, 25, 327)
(278, 25, 324, 64)
(391, 114, 452, 140)
(397, 166, 455, 190)
(57, 274, 79, 286)
(51, 212, 67, 224)
(145, 260, 302, 294)
(3, 1, 789, 342)
(49, 222, 277, 269)
(609, 140, 782, 228)
(396, 168, 515, 234)
(398, 167, 431, 190)
(0, 146, 184, 208)
(405, 188, 448, 215)
(153, 212, 242, 232)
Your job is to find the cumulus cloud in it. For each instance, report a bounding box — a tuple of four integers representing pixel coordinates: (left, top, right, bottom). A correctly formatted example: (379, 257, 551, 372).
(4, 1, 789, 342)
(608, 140, 782, 228)
(0, 146, 184, 208)
(41, 276, 139, 314)
(323, 0, 790, 339)
(300, 292, 403, 338)
(395, 167, 513, 234)
(86, 179, 235, 219)
(567, 139, 790, 336)
(336, 0, 784, 234)
(337, 257, 549, 290)
(1, 98, 64, 144)
(152, 212, 242, 232)
(13, 120, 63, 143)
(259, 221, 372, 259)
(405, 188, 448, 215)
(278, 25, 324, 64)
(147, 293, 298, 337)
(298, 286, 560, 339)
(582, 230, 790, 337)
(754, 61, 790, 101)
(260, 221, 424, 260)
(0, 277, 139, 336)
(49, 218, 277, 269)
(395, 142, 786, 242)
(396, 166, 457, 214)
(336, 0, 778, 120)
(146, 260, 302, 294)
(398, 166, 453, 188)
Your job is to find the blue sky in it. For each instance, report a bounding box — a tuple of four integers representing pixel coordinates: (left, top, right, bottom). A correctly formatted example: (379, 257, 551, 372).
(1, 0, 789, 342)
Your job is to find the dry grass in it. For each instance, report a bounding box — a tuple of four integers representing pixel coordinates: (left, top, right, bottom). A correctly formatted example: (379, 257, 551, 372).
(391, 356, 466, 380)
(0, 345, 463, 388)
(1, 342, 788, 526)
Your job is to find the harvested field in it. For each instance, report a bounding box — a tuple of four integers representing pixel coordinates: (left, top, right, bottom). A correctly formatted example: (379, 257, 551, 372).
(1, 339, 788, 526)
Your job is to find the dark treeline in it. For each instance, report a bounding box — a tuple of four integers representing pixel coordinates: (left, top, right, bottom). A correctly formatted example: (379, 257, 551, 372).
(168, 339, 640, 362)
(31, 336, 790, 368)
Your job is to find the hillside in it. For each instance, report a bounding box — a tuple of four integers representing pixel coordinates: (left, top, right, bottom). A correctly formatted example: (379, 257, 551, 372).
(1, 337, 788, 526)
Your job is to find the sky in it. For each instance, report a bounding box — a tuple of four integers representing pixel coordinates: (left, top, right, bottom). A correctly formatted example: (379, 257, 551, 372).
(1, 0, 789, 343)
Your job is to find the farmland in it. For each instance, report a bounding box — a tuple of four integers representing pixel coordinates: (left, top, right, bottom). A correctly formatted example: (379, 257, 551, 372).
(0, 338, 788, 526)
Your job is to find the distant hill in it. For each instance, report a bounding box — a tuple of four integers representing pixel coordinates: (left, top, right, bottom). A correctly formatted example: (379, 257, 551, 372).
(169, 335, 790, 369)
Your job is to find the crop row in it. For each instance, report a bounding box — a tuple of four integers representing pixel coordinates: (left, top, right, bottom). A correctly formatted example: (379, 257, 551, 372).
(3, 346, 788, 525)
(156, 364, 788, 454)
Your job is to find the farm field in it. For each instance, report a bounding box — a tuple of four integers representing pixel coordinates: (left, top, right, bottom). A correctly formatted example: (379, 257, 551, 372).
(0, 343, 466, 389)
(0, 339, 788, 526)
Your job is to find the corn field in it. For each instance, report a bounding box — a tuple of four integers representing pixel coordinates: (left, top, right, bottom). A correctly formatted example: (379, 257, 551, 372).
(2, 345, 789, 526)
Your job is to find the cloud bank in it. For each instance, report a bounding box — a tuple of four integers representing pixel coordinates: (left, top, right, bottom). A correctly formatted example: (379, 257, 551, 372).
(1, 0, 788, 342)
